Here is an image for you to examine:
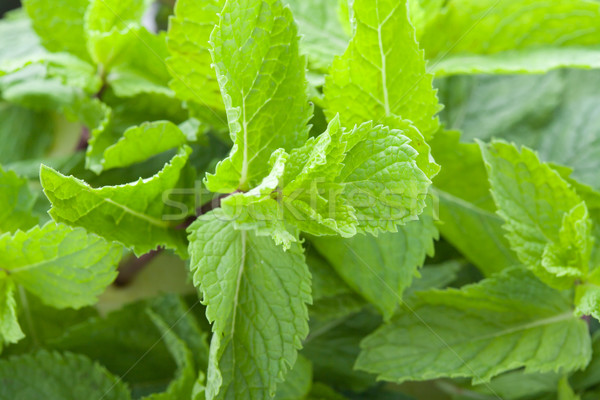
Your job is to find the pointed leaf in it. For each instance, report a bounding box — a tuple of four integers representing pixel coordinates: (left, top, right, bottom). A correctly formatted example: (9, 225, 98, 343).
(357, 267, 591, 384)
(0, 350, 131, 400)
(187, 212, 311, 400)
(0, 222, 122, 309)
(205, 0, 312, 192)
(41, 146, 194, 257)
(480, 141, 591, 288)
(324, 0, 440, 137)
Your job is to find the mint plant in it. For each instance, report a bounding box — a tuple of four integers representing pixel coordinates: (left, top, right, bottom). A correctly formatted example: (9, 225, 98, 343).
(2, 0, 600, 399)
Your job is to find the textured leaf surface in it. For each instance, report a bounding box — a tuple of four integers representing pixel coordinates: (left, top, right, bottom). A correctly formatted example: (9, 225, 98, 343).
(166, 0, 225, 112)
(41, 147, 194, 257)
(357, 267, 591, 384)
(280, 118, 435, 236)
(0, 167, 38, 234)
(324, 0, 440, 137)
(311, 206, 437, 319)
(0, 278, 24, 348)
(187, 212, 311, 400)
(0, 222, 121, 309)
(205, 0, 311, 192)
(420, 0, 600, 75)
(480, 141, 591, 288)
(23, 0, 90, 60)
(102, 121, 188, 170)
(335, 120, 433, 233)
(0, 350, 131, 400)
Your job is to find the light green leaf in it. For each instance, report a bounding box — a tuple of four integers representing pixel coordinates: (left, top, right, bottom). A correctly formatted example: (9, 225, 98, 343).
(283, 0, 349, 71)
(23, 0, 91, 60)
(310, 203, 437, 320)
(102, 121, 189, 170)
(85, 0, 151, 34)
(166, 0, 225, 113)
(274, 355, 313, 400)
(0, 166, 38, 234)
(105, 29, 174, 98)
(430, 130, 519, 276)
(205, 0, 312, 193)
(187, 212, 311, 400)
(41, 147, 194, 257)
(480, 141, 591, 288)
(572, 332, 600, 391)
(0, 222, 122, 309)
(356, 267, 592, 384)
(220, 149, 299, 249)
(0, 278, 24, 348)
(281, 117, 435, 236)
(0, 10, 48, 71)
(420, 0, 600, 75)
(0, 350, 131, 400)
(558, 376, 581, 400)
(324, 0, 440, 137)
(0, 57, 102, 109)
(335, 119, 433, 234)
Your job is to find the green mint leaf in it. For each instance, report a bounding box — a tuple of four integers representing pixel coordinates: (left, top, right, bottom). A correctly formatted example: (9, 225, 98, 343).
(310, 204, 437, 320)
(283, 0, 349, 71)
(102, 121, 189, 170)
(480, 140, 592, 288)
(204, 0, 312, 193)
(306, 248, 365, 323)
(41, 146, 194, 257)
(0, 278, 24, 348)
(280, 117, 436, 237)
(404, 261, 463, 297)
(324, 0, 440, 137)
(335, 119, 433, 234)
(0, 222, 122, 309)
(0, 103, 55, 165)
(0, 350, 131, 399)
(431, 130, 518, 276)
(187, 212, 311, 400)
(274, 355, 313, 400)
(0, 166, 38, 234)
(220, 149, 299, 249)
(0, 10, 48, 71)
(356, 267, 591, 384)
(420, 0, 600, 75)
(85, 0, 151, 34)
(439, 71, 600, 191)
(103, 30, 174, 98)
(558, 376, 581, 400)
(22, 0, 91, 61)
(166, 0, 225, 113)
(303, 311, 379, 392)
(142, 307, 197, 400)
(0, 57, 102, 108)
